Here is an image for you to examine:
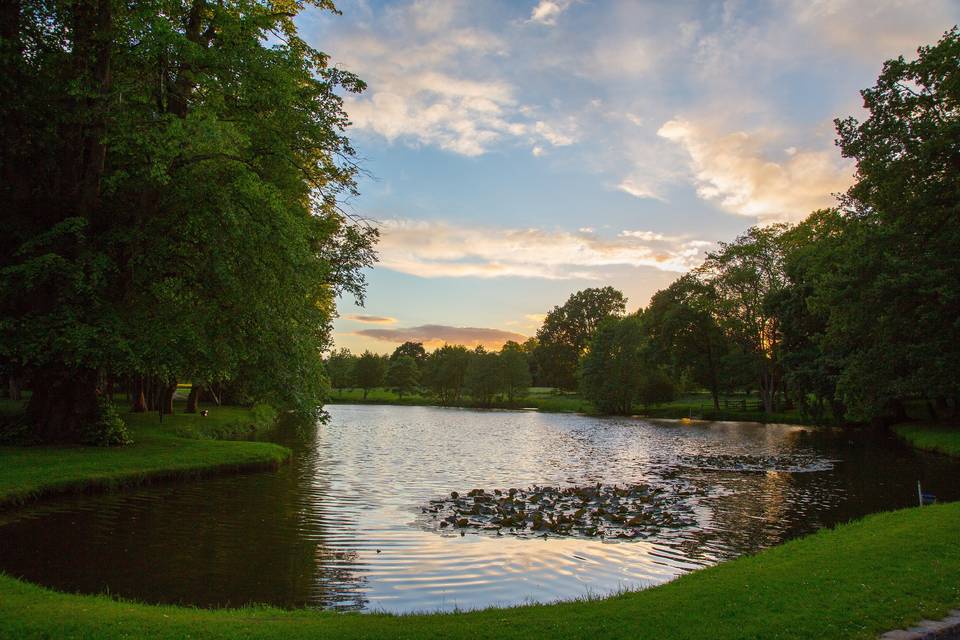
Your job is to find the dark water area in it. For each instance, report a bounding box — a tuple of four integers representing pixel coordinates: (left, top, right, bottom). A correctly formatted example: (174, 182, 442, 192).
(0, 404, 957, 613)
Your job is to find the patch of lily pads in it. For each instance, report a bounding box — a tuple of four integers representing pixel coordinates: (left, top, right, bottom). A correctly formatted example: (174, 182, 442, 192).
(419, 483, 698, 540)
(676, 453, 834, 473)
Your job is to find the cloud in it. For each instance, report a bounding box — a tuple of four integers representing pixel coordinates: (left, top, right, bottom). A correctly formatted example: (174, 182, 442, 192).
(375, 219, 713, 279)
(354, 324, 527, 350)
(325, 1, 578, 156)
(344, 314, 397, 324)
(657, 119, 854, 221)
(528, 0, 573, 26)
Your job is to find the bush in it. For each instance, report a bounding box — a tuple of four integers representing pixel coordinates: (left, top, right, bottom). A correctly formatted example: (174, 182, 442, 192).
(80, 398, 133, 446)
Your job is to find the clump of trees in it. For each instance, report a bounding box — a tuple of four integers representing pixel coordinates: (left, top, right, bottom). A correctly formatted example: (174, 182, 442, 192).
(579, 28, 960, 423)
(0, 1, 376, 443)
(324, 340, 532, 407)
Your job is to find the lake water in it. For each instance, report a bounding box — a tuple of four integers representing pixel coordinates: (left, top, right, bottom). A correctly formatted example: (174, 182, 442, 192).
(0, 404, 957, 613)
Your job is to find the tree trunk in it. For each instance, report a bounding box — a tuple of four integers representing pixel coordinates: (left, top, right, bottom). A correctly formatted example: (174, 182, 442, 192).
(27, 369, 100, 442)
(162, 381, 176, 414)
(8, 376, 22, 401)
(185, 385, 201, 413)
(131, 377, 147, 412)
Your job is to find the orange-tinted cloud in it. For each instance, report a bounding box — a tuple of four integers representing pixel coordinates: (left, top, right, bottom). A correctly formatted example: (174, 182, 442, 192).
(345, 314, 397, 324)
(354, 324, 527, 350)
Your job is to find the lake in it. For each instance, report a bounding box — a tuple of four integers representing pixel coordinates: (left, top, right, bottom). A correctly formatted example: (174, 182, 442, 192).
(0, 404, 957, 613)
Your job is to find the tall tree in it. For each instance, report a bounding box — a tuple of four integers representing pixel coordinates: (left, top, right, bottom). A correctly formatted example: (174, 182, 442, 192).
(579, 314, 648, 415)
(536, 287, 627, 390)
(0, 0, 376, 441)
(814, 27, 960, 422)
(645, 274, 729, 409)
(387, 355, 419, 399)
(464, 347, 502, 407)
(391, 341, 427, 365)
(325, 348, 357, 395)
(499, 341, 532, 402)
(696, 226, 789, 413)
(421, 345, 470, 404)
(354, 351, 387, 400)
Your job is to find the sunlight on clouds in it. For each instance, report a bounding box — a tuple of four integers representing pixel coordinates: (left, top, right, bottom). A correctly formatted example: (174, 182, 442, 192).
(353, 325, 527, 350)
(657, 119, 853, 222)
(344, 315, 397, 324)
(375, 219, 713, 279)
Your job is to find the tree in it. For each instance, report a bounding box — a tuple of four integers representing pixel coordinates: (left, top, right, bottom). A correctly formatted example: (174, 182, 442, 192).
(811, 28, 960, 422)
(579, 315, 648, 414)
(536, 287, 627, 390)
(0, 0, 376, 441)
(326, 349, 357, 395)
(387, 355, 419, 398)
(696, 226, 789, 413)
(354, 351, 387, 400)
(421, 345, 470, 404)
(644, 275, 729, 409)
(499, 342, 532, 402)
(391, 341, 427, 365)
(637, 369, 676, 409)
(464, 347, 503, 407)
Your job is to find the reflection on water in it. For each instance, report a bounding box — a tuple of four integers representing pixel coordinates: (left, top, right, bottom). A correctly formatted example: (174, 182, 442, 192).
(0, 404, 957, 613)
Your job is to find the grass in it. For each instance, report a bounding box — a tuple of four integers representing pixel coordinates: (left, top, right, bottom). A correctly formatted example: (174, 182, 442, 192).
(0, 502, 957, 639)
(0, 402, 291, 509)
(894, 424, 960, 457)
(327, 388, 810, 423)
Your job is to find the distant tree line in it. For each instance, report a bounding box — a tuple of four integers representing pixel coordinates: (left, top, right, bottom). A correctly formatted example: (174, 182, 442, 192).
(325, 340, 532, 407)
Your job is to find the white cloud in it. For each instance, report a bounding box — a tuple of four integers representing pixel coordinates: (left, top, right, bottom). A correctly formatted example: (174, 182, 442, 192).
(375, 219, 713, 279)
(328, 2, 578, 156)
(657, 118, 854, 221)
(529, 0, 572, 26)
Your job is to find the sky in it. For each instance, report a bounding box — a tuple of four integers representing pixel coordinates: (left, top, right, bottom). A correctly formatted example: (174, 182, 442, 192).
(296, 0, 960, 354)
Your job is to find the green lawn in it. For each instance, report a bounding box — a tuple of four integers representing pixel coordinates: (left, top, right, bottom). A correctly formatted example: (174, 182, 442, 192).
(894, 424, 960, 457)
(0, 502, 957, 639)
(0, 403, 290, 508)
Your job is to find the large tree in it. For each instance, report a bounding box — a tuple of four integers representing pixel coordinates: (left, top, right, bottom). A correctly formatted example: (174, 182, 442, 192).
(813, 27, 960, 422)
(535, 287, 627, 390)
(0, 0, 376, 441)
(579, 314, 648, 415)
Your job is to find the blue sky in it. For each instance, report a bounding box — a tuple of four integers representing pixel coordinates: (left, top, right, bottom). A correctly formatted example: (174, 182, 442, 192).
(296, 0, 959, 353)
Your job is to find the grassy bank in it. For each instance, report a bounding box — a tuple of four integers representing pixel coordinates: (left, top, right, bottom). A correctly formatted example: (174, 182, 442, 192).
(0, 403, 291, 508)
(327, 388, 810, 424)
(894, 424, 960, 457)
(0, 502, 957, 639)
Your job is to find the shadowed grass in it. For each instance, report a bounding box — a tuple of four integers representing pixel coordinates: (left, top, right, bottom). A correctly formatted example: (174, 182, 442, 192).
(894, 424, 960, 457)
(0, 403, 290, 509)
(0, 502, 957, 639)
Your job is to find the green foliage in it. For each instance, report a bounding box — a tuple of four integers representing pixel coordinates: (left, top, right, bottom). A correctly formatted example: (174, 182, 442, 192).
(325, 348, 356, 392)
(464, 348, 503, 407)
(422, 345, 471, 404)
(637, 369, 675, 409)
(391, 341, 427, 365)
(499, 342, 532, 402)
(387, 355, 419, 398)
(536, 287, 627, 390)
(354, 351, 388, 399)
(0, 0, 376, 441)
(79, 398, 133, 447)
(579, 315, 648, 414)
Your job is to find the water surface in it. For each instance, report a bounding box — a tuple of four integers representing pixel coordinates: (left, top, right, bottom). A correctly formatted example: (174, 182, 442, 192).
(0, 404, 957, 612)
